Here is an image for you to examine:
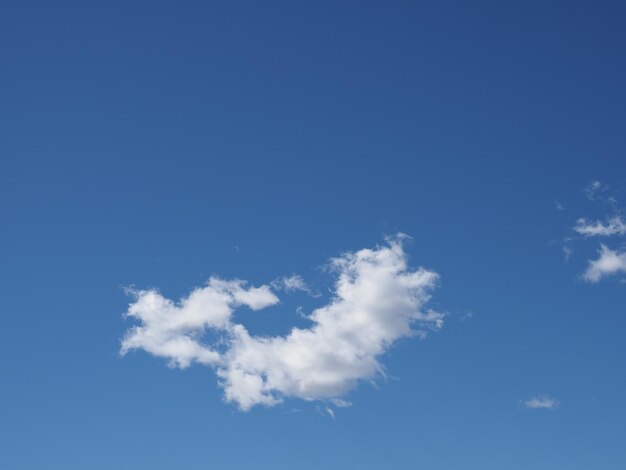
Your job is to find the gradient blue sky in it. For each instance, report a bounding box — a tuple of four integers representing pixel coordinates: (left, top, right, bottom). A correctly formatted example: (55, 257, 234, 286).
(1, 1, 626, 468)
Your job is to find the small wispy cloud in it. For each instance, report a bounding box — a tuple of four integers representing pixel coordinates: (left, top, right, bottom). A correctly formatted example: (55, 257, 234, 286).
(567, 181, 626, 281)
(558, 236, 575, 262)
(583, 244, 626, 283)
(563, 245, 573, 262)
(523, 395, 560, 410)
(583, 180, 608, 201)
(554, 200, 565, 211)
(574, 216, 626, 237)
(330, 398, 352, 408)
(459, 310, 474, 322)
(271, 274, 310, 293)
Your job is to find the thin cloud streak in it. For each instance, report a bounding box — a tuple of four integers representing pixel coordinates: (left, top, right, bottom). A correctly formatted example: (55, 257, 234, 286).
(524, 396, 560, 410)
(574, 216, 626, 237)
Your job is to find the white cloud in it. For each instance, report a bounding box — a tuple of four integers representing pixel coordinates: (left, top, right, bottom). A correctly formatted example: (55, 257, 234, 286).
(583, 180, 607, 201)
(120, 279, 279, 368)
(524, 396, 560, 410)
(563, 245, 573, 261)
(582, 244, 626, 283)
(121, 237, 443, 410)
(569, 182, 626, 279)
(330, 398, 352, 408)
(271, 274, 309, 293)
(574, 216, 626, 237)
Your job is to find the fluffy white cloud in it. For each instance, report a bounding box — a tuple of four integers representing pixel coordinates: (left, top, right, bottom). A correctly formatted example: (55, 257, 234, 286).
(120, 279, 279, 368)
(582, 244, 626, 283)
(121, 237, 443, 410)
(574, 216, 626, 237)
(524, 396, 560, 410)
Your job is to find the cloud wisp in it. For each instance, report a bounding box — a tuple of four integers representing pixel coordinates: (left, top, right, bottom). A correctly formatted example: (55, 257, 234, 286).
(574, 216, 626, 237)
(523, 396, 560, 410)
(566, 181, 626, 282)
(582, 244, 626, 283)
(270, 274, 316, 295)
(121, 237, 443, 411)
(582, 180, 609, 202)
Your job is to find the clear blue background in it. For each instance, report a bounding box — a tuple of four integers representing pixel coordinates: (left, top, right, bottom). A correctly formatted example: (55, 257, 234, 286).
(1, 1, 625, 468)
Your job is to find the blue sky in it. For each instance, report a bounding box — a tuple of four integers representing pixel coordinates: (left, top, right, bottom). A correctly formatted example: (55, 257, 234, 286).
(1, 1, 626, 468)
